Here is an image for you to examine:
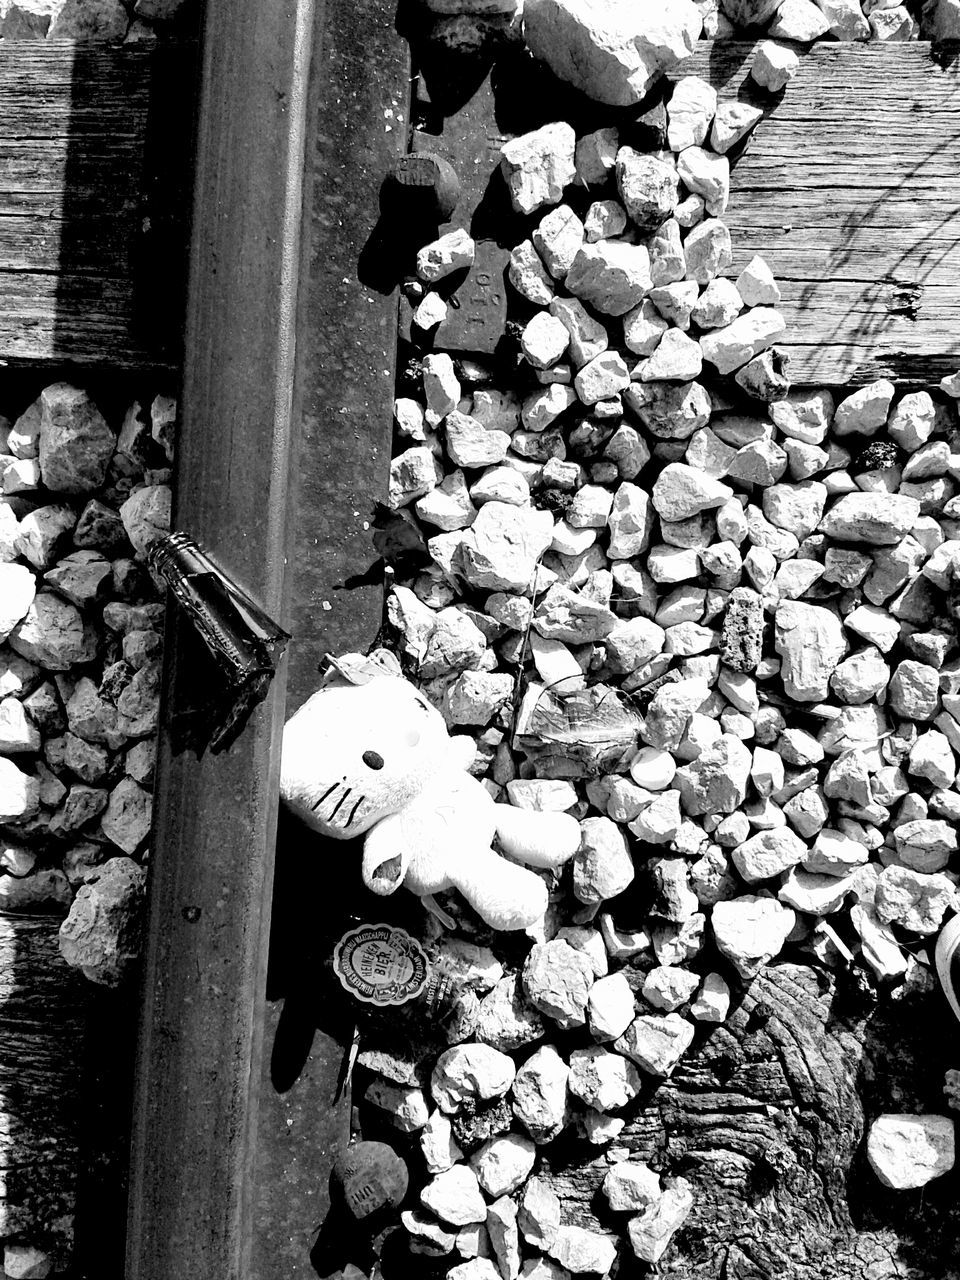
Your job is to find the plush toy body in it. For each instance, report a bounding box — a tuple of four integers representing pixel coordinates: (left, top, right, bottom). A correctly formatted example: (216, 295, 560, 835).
(280, 657, 581, 930)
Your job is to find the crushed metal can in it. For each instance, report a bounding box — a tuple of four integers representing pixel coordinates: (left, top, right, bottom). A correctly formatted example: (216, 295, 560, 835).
(147, 531, 290, 753)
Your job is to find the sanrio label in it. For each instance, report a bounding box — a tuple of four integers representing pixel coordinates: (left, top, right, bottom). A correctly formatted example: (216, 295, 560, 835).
(333, 923, 429, 1007)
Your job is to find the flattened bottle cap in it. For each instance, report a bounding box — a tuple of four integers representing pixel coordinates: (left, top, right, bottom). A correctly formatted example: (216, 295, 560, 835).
(333, 923, 429, 1007)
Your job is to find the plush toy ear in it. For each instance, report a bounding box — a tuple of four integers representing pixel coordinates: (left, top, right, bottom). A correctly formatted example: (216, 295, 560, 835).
(321, 648, 401, 689)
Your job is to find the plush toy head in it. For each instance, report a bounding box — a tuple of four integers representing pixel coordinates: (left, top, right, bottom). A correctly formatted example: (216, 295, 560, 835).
(281, 674, 452, 839)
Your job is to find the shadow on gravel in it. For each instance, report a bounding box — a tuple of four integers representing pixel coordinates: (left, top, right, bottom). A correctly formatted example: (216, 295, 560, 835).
(845, 970, 960, 1277)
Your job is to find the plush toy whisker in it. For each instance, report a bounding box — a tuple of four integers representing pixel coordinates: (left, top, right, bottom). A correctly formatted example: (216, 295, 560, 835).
(345, 795, 366, 829)
(311, 782, 340, 813)
(328, 787, 355, 825)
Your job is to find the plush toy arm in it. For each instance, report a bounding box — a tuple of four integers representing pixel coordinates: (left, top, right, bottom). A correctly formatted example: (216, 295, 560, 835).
(448, 734, 477, 773)
(448, 848, 549, 932)
(493, 806, 582, 870)
(361, 815, 409, 896)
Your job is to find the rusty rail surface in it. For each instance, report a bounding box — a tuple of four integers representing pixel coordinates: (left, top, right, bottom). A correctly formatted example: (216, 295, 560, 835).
(251, 1, 409, 1273)
(124, 0, 317, 1275)
(120, 16, 960, 1280)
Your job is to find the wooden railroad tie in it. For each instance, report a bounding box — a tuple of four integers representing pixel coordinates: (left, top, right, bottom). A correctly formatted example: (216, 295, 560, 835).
(0, 42, 958, 382)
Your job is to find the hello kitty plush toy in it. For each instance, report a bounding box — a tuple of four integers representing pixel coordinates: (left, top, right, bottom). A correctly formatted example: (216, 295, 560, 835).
(280, 653, 581, 931)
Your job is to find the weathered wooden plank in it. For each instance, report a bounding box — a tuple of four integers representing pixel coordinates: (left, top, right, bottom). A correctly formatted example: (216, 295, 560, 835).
(124, 0, 315, 1276)
(0, 914, 85, 1256)
(682, 42, 960, 385)
(415, 40, 960, 387)
(0, 42, 191, 368)
(1, 41, 957, 382)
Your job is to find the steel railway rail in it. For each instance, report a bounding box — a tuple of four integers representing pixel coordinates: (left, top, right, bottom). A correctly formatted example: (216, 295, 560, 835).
(125, 1, 407, 1276)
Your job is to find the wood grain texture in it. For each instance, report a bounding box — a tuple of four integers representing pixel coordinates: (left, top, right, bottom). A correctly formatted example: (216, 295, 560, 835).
(0, 42, 191, 368)
(0, 915, 85, 1254)
(1, 41, 958, 382)
(544, 963, 960, 1279)
(680, 42, 960, 386)
(124, 1, 315, 1276)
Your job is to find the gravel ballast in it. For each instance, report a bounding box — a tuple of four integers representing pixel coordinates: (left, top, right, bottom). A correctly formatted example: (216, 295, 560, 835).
(337, 18, 960, 1273)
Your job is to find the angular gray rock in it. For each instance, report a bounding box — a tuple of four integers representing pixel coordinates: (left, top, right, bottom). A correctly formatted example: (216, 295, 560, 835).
(500, 123, 577, 215)
(471, 1133, 537, 1197)
(523, 939, 595, 1029)
(573, 815, 635, 904)
(699, 307, 786, 374)
(603, 1160, 660, 1211)
(119, 484, 172, 557)
(818, 492, 921, 545)
(615, 1012, 695, 1076)
(432, 1043, 517, 1113)
(15, 504, 77, 570)
(519, 1177, 562, 1250)
(711, 895, 796, 977)
(627, 1178, 695, 1264)
(568, 1045, 642, 1111)
(652, 463, 732, 522)
(523, 0, 701, 106)
(732, 827, 808, 882)
(101, 777, 152, 855)
(548, 1224, 617, 1275)
(0, 757, 40, 823)
(867, 1114, 955, 1189)
(475, 974, 545, 1054)
(775, 601, 846, 702)
(675, 735, 751, 814)
(0, 563, 36, 642)
(457, 503, 555, 592)
(38, 383, 115, 494)
(58, 856, 146, 986)
(421, 1165, 488, 1226)
(616, 148, 679, 229)
(587, 972, 637, 1041)
(565, 242, 653, 316)
(513, 1045, 570, 1144)
(683, 218, 733, 284)
(9, 593, 96, 671)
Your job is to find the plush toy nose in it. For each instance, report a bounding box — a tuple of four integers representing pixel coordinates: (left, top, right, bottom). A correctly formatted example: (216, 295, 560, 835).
(362, 750, 385, 770)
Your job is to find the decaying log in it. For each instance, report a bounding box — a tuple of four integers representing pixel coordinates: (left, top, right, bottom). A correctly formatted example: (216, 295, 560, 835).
(543, 962, 960, 1278)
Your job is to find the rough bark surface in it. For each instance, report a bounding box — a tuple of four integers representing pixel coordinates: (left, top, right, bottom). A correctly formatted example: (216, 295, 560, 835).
(542, 962, 960, 1278)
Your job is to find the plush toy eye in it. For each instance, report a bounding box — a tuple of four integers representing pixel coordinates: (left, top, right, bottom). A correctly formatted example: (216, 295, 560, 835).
(362, 750, 385, 770)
